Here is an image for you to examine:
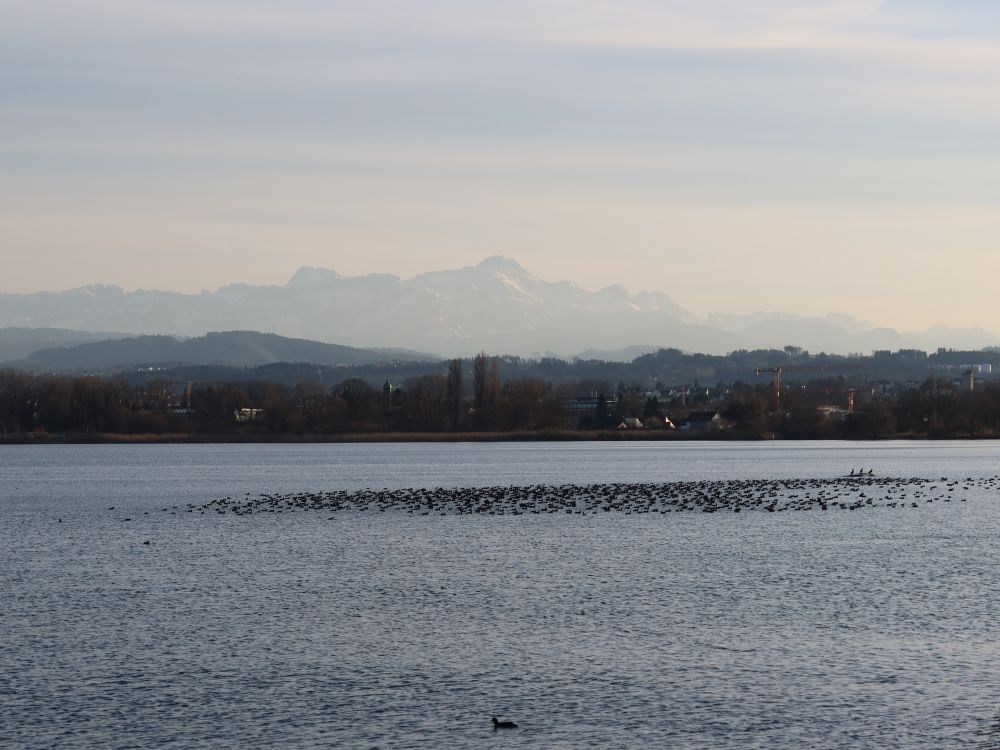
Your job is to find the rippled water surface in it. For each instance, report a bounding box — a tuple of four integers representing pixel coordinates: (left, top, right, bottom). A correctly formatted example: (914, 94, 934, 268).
(3, 441, 1000, 749)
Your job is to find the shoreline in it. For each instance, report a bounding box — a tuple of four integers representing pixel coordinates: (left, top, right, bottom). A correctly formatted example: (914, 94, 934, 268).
(1, 430, 995, 445)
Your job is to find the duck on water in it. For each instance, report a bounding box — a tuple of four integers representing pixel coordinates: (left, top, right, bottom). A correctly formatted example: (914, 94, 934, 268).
(492, 717, 518, 729)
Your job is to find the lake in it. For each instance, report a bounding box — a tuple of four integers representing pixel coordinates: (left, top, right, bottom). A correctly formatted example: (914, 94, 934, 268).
(2, 441, 1000, 748)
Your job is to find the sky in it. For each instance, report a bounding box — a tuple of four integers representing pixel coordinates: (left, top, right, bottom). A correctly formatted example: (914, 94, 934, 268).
(3, 0, 1000, 330)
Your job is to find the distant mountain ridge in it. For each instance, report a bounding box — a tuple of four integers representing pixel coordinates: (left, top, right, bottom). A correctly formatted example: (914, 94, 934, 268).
(1, 257, 997, 356)
(0, 327, 135, 363)
(11, 331, 436, 372)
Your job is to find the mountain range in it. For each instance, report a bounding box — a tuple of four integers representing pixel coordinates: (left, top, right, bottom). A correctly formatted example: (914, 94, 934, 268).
(2, 257, 997, 358)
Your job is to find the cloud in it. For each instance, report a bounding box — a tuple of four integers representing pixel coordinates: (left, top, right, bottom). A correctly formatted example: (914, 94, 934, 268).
(8, 0, 999, 68)
(3, 0, 1000, 331)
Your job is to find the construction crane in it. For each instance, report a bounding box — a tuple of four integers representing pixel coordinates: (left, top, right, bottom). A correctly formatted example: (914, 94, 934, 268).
(755, 367, 785, 411)
(755, 363, 870, 411)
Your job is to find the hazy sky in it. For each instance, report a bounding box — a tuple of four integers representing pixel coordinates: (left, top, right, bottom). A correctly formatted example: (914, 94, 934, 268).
(4, 1, 1000, 329)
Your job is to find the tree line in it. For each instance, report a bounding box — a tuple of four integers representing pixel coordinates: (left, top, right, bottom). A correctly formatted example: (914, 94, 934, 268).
(0, 355, 571, 436)
(3, 354, 1000, 439)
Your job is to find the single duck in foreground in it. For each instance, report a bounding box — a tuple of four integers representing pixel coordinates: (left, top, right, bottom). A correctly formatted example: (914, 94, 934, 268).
(492, 717, 518, 729)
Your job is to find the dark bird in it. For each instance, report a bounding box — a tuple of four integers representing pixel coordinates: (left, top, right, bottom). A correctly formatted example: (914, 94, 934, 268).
(492, 717, 518, 729)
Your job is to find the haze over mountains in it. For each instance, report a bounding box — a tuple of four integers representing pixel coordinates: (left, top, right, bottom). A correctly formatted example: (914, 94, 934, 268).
(2, 257, 997, 359)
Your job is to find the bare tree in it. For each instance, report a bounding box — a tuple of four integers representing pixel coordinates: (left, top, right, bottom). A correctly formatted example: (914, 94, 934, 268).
(445, 358, 464, 430)
(338, 378, 379, 427)
(405, 374, 448, 431)
(473, 352, 500, 429)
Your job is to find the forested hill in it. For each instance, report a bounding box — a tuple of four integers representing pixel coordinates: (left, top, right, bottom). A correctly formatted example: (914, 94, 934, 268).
(86, 346, 1000, 393)
(9, 331, 437, 371)
(6, 326, 1000, 390)
(0, 327, 133, 363)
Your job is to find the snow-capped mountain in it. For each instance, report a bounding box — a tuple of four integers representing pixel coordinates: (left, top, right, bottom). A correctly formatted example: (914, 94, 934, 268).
(0, 257, 728, 356)
(1, 257, 997, 357)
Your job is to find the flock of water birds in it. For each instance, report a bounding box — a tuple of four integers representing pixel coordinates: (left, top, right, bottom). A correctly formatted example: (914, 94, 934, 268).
(173, 473, 1000, 518)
